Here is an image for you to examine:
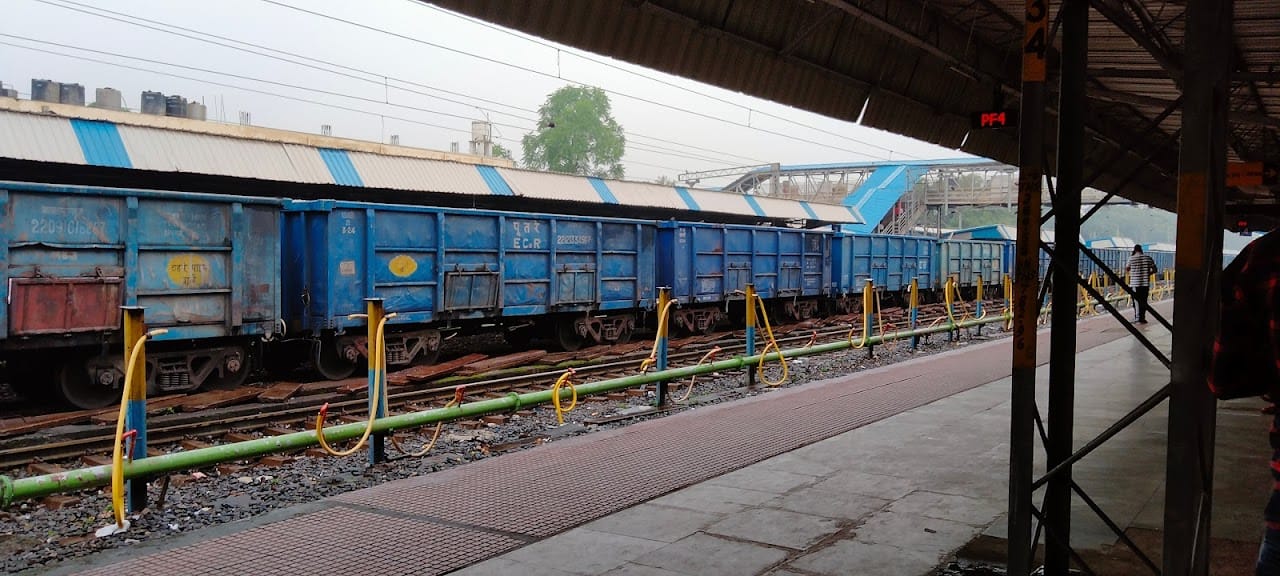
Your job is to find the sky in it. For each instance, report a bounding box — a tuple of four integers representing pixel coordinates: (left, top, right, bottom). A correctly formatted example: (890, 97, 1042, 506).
(0, 0, 972, 186)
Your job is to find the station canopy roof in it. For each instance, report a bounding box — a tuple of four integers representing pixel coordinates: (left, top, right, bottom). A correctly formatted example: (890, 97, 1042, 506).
(0, 100, 860, 227)
(432, 0, 1280, 218)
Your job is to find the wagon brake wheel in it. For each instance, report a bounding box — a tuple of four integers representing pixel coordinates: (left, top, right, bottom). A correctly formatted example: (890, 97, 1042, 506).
(314, 338, 358, 381)
(58, 356, 119, 410)
(556, 319, 585, 352)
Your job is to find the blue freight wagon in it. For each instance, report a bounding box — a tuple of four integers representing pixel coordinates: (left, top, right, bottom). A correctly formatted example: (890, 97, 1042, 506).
(938, 239, 1005, 292)
(0, 181, 282, 408)
(283, 200, 656, 374)
(990, 240, 1052, 285)
(831, 233, 936, 309)
(1146, 248, 1174, 276)
(1080, 247, 1131, 283)
(657, 222, 830, 332)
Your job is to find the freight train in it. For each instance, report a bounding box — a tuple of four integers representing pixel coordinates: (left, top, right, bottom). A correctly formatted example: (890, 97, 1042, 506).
(0, 181, 1167, 409)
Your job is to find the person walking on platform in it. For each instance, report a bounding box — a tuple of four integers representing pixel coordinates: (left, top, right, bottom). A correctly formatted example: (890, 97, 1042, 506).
(1209, 229, 1280, 575)
(1124, 245, 1157, 323)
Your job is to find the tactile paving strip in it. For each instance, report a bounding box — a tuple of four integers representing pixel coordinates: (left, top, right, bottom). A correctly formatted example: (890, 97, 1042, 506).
(78, 315, 1132, 575)
(74, 507, 525, 576)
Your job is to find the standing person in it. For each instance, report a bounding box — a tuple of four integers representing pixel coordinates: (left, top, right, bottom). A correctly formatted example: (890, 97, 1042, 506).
(1124, 245, 1157, 323)
(1208, 229, 1280, 574)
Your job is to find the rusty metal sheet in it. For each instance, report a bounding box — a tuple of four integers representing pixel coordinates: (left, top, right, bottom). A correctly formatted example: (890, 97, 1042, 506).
(9, 278, 122, 335)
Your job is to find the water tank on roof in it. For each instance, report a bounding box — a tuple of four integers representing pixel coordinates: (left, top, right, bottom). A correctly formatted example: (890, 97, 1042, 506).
(31, 79, 60, 103)
(59, 83, 85, 106)
(92, 87, 123, 110)
(165, 95, 187, 118)
(186, 101, 206, 121)
(141, 91, 165, 115)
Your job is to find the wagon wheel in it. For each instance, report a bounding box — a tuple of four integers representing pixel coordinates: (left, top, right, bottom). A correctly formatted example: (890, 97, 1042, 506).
(204, 345, 251, 389)
(556, 319, 585, 352)
(58, 356, 118, 410)
(314, 338, 357, 381)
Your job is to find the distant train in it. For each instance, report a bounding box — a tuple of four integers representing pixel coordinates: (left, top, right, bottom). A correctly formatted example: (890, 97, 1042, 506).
(0, 181, 1165, 409)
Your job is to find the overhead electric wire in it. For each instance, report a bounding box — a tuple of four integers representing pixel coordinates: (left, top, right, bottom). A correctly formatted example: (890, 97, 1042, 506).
(28, 0, 768, 167)
(258, 0, 898, 161)
(0, 39, 482, 137)
(0, 35, 752, 170)
(411, 0, 922, 160)
(0, 32, 538, 130)
(30, 0, 538, 123)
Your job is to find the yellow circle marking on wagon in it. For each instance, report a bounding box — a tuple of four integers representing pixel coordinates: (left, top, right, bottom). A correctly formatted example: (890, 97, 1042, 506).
(389, 254, 418, 278)
(166, 254, 211, 288)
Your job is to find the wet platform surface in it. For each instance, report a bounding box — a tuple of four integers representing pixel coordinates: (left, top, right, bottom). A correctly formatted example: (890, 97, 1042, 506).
(51, 303, 1269, 575)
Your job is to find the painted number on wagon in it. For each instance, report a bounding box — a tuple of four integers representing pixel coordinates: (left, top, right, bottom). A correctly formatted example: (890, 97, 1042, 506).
(29, 217, 105, 237)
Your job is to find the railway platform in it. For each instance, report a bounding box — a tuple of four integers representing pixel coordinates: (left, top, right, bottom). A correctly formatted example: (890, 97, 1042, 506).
(47, 302, 1267, 575)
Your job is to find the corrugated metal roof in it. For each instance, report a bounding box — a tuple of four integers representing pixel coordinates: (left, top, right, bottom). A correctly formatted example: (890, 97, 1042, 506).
(605, 180, 689, 210)
(497, 168, 603, 203)
(808, 202, 862, 223)
(0, 111, 84, 165)
(751, 195, 810, 221)
(0, 107, 860, 225)
(282, 144, 337, 185)
(347, 152, 492, 195)
(118, 125, 319, 182)
(69, 120, 131, 169)
(686, 188, 755, 216)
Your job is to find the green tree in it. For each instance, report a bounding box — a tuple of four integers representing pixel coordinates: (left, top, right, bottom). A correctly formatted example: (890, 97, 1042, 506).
(522, 86, 626, 178)
(491, 143, 514, 162)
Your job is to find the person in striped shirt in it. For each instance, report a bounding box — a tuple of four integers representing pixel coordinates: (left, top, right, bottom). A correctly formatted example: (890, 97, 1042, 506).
(1124, 245, 1157, 323)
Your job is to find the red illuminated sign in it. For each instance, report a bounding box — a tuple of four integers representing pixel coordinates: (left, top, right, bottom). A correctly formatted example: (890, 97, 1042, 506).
(971, 109, 1019, 129)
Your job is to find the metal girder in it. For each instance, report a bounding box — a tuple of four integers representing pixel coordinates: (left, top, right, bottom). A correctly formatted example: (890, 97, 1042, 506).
(1088, 0, 1182, 79)
(1089, 68, 1280, 83)
(816, 0, 1018, 96)
(1091, 88, 1280, 129)
(780, 4, 841, 57)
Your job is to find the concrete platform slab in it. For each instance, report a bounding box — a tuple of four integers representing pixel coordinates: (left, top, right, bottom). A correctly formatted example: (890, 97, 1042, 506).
(704, 507, 843, 550)
(628, 533, 789, 576)
(788, 539, 938, 576)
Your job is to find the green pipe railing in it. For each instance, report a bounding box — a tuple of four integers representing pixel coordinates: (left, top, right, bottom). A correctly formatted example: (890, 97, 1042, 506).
(3, 312, 1015, 507)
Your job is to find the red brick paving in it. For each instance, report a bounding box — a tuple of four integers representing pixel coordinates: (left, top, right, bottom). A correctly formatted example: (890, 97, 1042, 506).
(73, 314, 1141, 575)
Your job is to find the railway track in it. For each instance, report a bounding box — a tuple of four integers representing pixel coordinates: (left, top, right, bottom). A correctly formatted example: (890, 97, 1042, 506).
(0, 299, 1016, 470)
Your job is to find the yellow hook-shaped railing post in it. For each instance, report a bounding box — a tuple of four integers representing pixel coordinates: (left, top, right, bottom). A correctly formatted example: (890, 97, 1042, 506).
(944, 277, 957, 341)
(1003, 274, 1014, 331)
(654, 287, 672, 406)
(121, 307, 149, 516)
(366, 298, 388, 465)
(909, 278, 920, 349)
(864, 279, 876, 355)
(974, 274, 985, 335)
(744, 283, 757, 388)
(110, 308, 168, 532)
